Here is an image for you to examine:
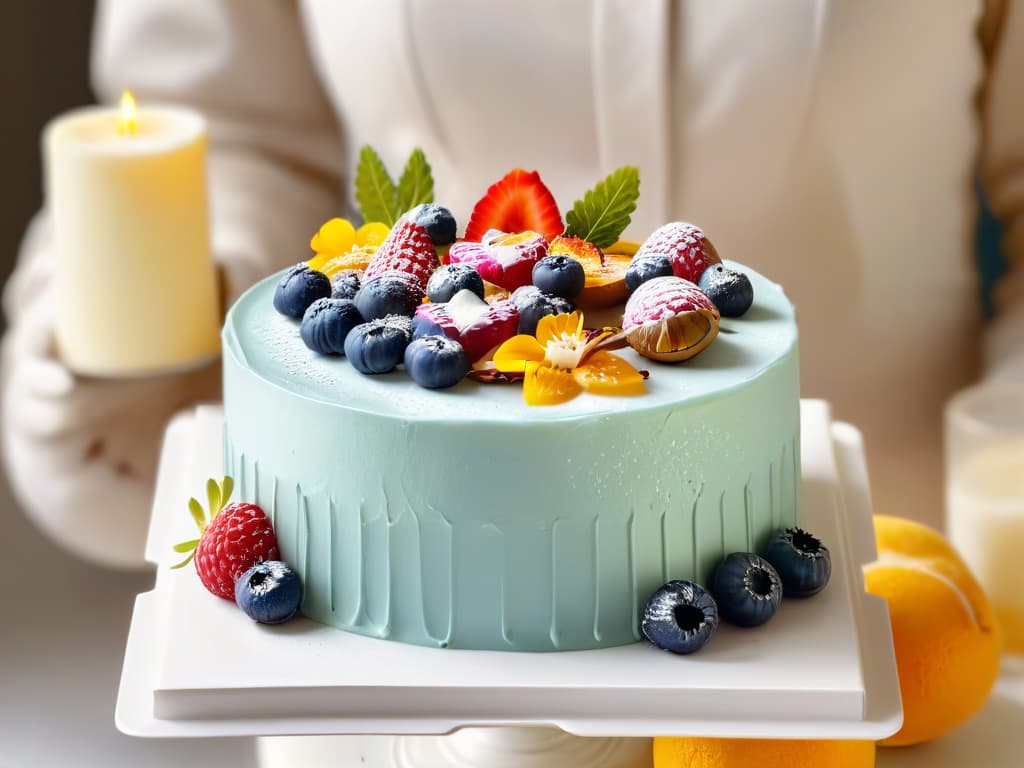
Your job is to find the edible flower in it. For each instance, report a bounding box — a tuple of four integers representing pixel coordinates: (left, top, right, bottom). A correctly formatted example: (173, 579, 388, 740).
(307, 218, 389, 277)
(490, 312, 646, 405)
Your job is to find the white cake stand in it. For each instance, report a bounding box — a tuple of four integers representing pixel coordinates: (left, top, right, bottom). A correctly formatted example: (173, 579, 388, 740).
(116, 400, 901, 767)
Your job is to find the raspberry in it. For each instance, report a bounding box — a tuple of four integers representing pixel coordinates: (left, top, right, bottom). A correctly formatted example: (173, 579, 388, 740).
(363, 218, 438, 290)
(194, 502, 279, 600)
(632, 222, 720, 284)
(172, 477, 280, 601)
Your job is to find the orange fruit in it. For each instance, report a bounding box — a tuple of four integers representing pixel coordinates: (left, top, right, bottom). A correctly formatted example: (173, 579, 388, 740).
(549, 236, 632, 309)
(653, 736, 875, 768)
(307, 246, 374, 278)
(865, 515, 1001, 747)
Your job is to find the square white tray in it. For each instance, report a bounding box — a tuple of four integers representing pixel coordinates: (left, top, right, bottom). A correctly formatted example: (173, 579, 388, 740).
(116, 400, 901, 740)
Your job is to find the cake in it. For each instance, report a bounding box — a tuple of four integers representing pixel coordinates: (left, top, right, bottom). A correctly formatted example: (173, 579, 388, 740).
(217, 156, 802, 652)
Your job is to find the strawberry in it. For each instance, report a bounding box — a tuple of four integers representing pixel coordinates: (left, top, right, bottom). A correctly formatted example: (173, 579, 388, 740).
(631, 222, 721, 285)
(363, 217, 439, 290)
(172, 477, 280, 601)
(413, 290, 520, 362)
(464, 169, 564, 243)
(447, 231, 548, 292)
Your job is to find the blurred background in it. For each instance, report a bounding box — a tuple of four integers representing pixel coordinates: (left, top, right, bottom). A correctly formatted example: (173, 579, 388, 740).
(0, 4, 253, 765)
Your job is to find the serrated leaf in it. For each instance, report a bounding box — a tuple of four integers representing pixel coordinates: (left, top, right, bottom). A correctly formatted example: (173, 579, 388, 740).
(563, 166, 640, 249)
(206, 479, 221, 520)
(355, 145, 399, 226)
(396, 148, 434, 213)
(220, 476, 234, 506)
(173, 538, 200, 553)
(188, 497, 206, 532)
(170, 551, 196, 570)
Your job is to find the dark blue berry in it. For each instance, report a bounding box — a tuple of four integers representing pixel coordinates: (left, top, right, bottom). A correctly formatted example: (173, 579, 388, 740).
(234, 561, 303, 625)
(711, 552, 783, 628)
(273, 264, 331, 319)
(408, 203, 457, 245)
(355, 272, 425, 321)
(403, 336, 470, 389)
(625, 254, 673, 290)
(510, 285, 575, 336)
(426, 263, 485, 303)
(330, 270, 361, 300)
(299, 298, 363, 356)
(761, 527, 831, 598)
(344, 316, 412, 374)
(532, 255, 585, 299)
(641, 580, 718, 655)
(698, 265, 754, 317)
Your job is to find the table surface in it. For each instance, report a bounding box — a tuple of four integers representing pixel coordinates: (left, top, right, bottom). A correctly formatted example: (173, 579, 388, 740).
(3, 404, 1023, 767)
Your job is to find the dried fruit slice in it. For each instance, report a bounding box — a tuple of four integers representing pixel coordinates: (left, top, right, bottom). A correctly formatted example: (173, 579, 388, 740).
(523, 361, 582, 406)
(308, 245, 374, 278)
(465, 169, 564, 243)
(573, 350, 646, 396)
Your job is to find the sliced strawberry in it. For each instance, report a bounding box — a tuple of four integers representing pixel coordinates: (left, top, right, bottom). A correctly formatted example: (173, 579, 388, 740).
(364, 217, 439, 290)
(447, 231, 548, 291)
(631, 222, 721, 285)
(464, 169, 564, 243)
(413, 290, 520, 363)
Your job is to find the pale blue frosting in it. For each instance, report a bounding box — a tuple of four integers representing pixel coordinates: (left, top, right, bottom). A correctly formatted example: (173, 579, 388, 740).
(222, 262, 800, 651)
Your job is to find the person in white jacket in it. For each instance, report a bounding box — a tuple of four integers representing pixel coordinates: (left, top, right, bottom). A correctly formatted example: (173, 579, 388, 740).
(3, 0, 1022, 569)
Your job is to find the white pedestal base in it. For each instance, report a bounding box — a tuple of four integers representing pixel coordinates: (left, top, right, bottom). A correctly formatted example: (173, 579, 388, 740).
(258, 728, 652, 768)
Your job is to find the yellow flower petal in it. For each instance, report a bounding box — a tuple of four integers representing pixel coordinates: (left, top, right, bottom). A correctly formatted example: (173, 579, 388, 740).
(356, 221, 390, 248)
(536, 311, 584, 346)
(310, 217, 356, 256)
(493, 335, 546, 372)
(524, 362, 583, 406)
(573, 351, 646, 396)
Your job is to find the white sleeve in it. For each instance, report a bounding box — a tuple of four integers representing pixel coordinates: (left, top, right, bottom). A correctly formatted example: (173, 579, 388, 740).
(978, 0, 1024, 380)
(1, 0, 342, 568)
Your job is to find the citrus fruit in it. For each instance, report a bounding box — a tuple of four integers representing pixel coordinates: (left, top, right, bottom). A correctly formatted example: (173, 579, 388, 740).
(653, 736, 875, 767)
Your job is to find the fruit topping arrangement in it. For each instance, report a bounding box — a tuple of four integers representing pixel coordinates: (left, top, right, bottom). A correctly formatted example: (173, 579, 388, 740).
(272, 145, 759, 403)
(641, 526, 832, 655)
(172, 477, 303, 625)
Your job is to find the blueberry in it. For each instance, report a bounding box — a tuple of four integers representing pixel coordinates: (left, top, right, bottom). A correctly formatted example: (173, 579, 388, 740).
(510, 285, 575, 335)
(403, 335, 470, 389)
(234, 560, 303, 625)
(273, 264, 331, 319)
(711, 552, 783, 627)
(641, 580, 718, 655)
(408, 203, 457, 245)
(299, 298, 364, 356)
(426, 263, 485, 303)
(330, 270, 361, 300)
(698, 265, 754, 317)
(344, 316, 412, 374)
(625, 254, 673, 290)
(761, 527, 831, 598)
(532, 255, 585, 299)
(355, 272, 425, 320)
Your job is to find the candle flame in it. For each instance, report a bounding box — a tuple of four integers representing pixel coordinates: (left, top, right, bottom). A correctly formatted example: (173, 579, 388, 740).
(118, 90, 138, 136)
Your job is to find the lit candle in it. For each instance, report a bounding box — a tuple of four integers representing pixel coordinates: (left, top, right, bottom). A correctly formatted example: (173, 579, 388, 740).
(43, 92, 221, 376)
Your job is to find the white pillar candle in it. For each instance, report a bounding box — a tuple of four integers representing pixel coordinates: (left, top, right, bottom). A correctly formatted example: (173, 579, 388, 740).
(43, 93, 221, 376)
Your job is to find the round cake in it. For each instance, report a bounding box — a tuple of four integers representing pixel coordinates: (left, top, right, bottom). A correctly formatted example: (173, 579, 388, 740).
(221, 261, 799, 651)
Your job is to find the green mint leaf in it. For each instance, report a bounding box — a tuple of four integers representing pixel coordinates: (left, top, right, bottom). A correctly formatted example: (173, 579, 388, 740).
(188, 497, 206, 532)
(173, 538, 200, 553)
(563, 166, 640, 249)
(220, 476, 234, 507)
(170, 551, 196, 570)
(396, 148, 434, 214)
(355, 145, 399, 226)
(206, 479, 221, 520)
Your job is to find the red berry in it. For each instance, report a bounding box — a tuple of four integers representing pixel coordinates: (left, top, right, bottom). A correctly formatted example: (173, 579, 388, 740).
(464, 169, 563, 243)
(632, 222, 721, 284)
(363, 218, 438, 290)
(194, 502, 279, 601)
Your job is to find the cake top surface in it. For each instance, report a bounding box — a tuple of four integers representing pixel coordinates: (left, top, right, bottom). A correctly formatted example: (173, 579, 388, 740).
(223, 260, 796, 423)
